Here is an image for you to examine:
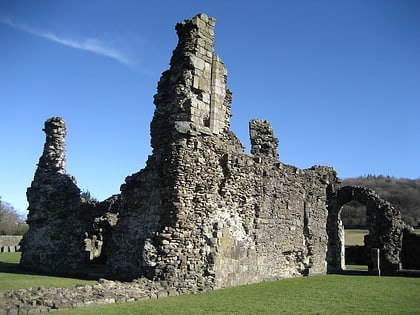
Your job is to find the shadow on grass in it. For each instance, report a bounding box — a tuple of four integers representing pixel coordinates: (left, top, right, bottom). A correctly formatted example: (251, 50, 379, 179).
(0, 260, 106, 281)
(0, 261, 22, 273)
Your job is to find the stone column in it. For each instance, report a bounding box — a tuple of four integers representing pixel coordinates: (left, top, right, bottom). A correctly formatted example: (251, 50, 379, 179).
(369, 248, 380, 276)
(35, 117, 67, 176)
(20, 117, 86, 274)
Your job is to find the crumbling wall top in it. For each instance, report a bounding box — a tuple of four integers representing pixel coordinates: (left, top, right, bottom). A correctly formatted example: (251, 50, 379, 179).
(35, 117, 67, 175)
(151, 14, 231, 152)
(249, 119, 279, 159)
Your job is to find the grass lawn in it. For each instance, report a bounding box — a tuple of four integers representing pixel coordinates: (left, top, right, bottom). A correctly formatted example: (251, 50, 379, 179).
(345, 264, 368, 271)
(59, 276, 420, 315)
(1, 253, 419, 314)
(0, 252, 95, 290)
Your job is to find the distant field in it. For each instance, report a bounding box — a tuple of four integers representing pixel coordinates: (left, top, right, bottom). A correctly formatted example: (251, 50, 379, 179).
(345, 229, 420, 246)
(345, 229, 367, 246)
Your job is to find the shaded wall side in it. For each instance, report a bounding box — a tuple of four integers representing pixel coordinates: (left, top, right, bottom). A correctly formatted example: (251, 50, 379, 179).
(106, 153, 179, 280)
(401, 230, 420, 269)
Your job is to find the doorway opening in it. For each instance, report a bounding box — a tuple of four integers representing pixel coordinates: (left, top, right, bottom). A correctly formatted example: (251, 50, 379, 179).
(327, 186, 404, 275)
(341, 200, 368, 271)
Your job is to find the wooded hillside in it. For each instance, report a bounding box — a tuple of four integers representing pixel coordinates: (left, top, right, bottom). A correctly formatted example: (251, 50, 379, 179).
(340, 176, 420, 228)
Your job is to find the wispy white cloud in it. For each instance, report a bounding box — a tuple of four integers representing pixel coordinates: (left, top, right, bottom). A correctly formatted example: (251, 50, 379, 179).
(0, 16, 132, 66)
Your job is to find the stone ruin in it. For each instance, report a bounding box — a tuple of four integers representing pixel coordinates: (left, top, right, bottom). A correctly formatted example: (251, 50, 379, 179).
(327, 186, 410, 275)
(0, 236, 22, 253)
(19, 14, 419, 293)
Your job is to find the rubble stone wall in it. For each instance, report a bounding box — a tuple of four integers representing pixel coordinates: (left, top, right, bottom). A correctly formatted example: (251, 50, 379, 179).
(0, 235, 22, 252)
(107, 13, 339, 289)
(19, 117, 88, 274)
(19, 14, 340, 289)
(10, 13, 414, 313)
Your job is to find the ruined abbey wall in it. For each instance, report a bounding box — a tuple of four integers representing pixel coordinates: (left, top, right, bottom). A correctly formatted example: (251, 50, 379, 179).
(19, 14, 413, 297)
(327, 186, 409, 275)
(105, 14, 339, 289)
(20, 118, 121, 273)
(19, 14, 340, 289)
(20, 118, 88, 273)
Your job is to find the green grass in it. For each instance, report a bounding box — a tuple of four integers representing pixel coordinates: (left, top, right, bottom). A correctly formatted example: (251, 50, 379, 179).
(346, 264, 368, 271)
(1, 253, 419, 314)
(0, 252, 20, 263)
(58, 276, 420, 315)
(0, 252, 95, 290)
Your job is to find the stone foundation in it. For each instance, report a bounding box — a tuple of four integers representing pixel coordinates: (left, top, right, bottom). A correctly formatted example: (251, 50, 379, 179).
(0, 278, 180, 314)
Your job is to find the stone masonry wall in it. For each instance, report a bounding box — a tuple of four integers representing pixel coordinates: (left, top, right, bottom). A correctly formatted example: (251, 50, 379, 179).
(107, 14, 242, 288)
(12, 14, 411, 312)
(107, 13, 339, 290)
(20, 117, 88, 274)
(18, 14, 340, 289)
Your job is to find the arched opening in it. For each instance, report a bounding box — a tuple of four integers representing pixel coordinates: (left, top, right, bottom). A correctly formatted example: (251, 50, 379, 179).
(326, 186, 404, 275)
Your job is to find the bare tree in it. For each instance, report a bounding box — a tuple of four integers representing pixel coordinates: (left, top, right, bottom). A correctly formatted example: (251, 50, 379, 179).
(0, 197, 28, 235)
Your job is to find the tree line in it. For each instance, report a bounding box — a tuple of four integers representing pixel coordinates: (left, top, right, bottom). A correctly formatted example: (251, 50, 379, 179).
(340, 175, 420, 228)
(0, 198, 28, 235)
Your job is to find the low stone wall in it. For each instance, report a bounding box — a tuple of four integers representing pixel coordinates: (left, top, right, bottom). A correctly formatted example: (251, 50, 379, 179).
(0, 278, 190, 314)
(0, 236, 22, 252)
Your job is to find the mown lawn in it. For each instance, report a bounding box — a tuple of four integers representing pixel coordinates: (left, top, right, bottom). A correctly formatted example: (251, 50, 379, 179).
(1, 253, 419, 314)
(345, 264, 368, 271)
(0, 252, 95, 290)
(60, 276, 420, 315)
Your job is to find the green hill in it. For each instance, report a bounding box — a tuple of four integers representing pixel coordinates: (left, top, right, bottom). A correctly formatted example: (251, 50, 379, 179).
(340, 175, 420, 228)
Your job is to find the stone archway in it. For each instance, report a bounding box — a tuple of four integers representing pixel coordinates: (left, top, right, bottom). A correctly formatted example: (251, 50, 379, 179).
(326, 186, 405, 275)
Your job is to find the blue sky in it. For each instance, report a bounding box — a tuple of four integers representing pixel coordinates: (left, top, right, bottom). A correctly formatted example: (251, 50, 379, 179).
(1, 0, 419, 216)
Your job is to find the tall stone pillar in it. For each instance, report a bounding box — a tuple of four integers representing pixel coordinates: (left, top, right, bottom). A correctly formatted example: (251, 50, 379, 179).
(20, 117, 86, 273)
(151, 14, 232, 153)
(35, 117, 67, 175)
(108, 14, 243, 286)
